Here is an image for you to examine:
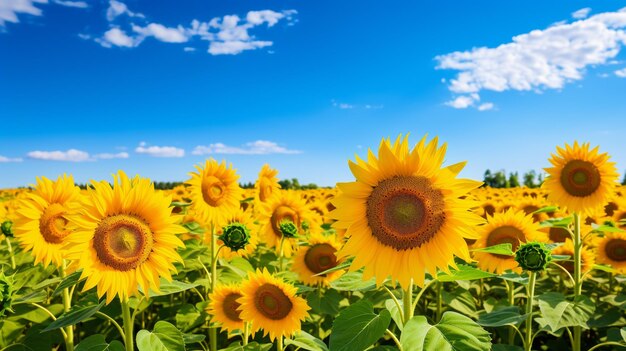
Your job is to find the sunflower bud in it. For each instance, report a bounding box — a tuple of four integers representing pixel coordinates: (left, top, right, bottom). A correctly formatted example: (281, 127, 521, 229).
(218, 222, 250, 251)
(0, 272, 15, 317)
(1, 221, 13, 238)
(515, 242, 552, 272)
(279, 220, 298, 238)
(301, 220, 310, 232)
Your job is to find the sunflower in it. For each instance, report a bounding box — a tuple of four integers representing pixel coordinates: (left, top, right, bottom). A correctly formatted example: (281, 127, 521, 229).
(543, 142, 619, 215)
(331, 134, 484, 288)
(13, 174, 82, 267)
(595, 232, 626, 274)
(292, 233, 343, 286)
(207, 284, 244, 334)
(473, 209, 547, 274)
(65, 171, 185, 303)
(212, 209, 258, 259)
(238, 269, 310, 341)
(552, 239, 594, 274)
(258, 190, 314, 258)
(255, 164, 281, 206)
(187, 159, 243, 226)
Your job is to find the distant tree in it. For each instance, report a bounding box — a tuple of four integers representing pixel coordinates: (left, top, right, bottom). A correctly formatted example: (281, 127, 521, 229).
(523, 171, 538, 188)
(239, 182, 255, 189)
(483, 170, 493, 187)
(508, 172, 520, 187)
(622, 171, 626, 185)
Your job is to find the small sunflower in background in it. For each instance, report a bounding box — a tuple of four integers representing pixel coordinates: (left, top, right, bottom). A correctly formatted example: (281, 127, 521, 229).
(13, 174, 82, 267)
(207, 284, 244, 335)
(292, 233, 343, 286)
(255, 164, 281, 206)
(65, 171, 185, 304)
(187, 159, 242, 227)
(595, 232, 626, 274)
(473, 209, 548, 274)
(238, 269, 310, 341)
(552, 239, 594, 275)
(543, 141, 619, 215)
(214, 209, 258, 259)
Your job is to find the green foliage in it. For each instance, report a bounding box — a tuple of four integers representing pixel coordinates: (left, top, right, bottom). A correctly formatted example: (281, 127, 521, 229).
(329, 299, 391, 351)
(400, 312, 492, 351)
(483, 169, 544, 188)
(136, 321, 185, 351)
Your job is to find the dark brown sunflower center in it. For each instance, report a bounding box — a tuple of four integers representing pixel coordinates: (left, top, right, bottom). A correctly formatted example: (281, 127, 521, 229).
(549, 227, 570, 243)
(605, 202, 618, 217)
(202, 176, 227, 207)
(39, 203, 71, 244)
(93, 214, 154, 271)
(222, 292, 243, 322)
(605, 239, 626, 262)
(366, 176, 445, 250)
(486, 225, 525, 259)
(254, 283, 292, 320)
(304, 243, 338, 274)
(483, 204, 496, 218)
(270, 205, 300, 237)
(560, 160, 601, 197)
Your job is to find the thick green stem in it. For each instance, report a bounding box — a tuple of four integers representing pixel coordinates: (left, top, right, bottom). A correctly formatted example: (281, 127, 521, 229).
(60, 261, 74, 351)
(242, 322, 250, 346)
(5, 238, 16, 270)
(524, 272, 536, 351)
(121, 299, 134, 351)
(209, 224, 218, 351)
(573, 213, 582, 351)
(403, 280, 414, 325)
(278, 236, 286, 272)
(436, 281, 443, 322)
(276, 335, 284, 351)
(507, 280, 516, 345)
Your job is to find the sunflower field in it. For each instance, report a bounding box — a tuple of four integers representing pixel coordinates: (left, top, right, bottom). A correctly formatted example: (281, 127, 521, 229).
(2, 134, 626, 351)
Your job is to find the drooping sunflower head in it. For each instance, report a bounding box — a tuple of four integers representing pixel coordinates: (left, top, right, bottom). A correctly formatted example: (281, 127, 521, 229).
(292, 233, 343, 286)
(13, 174, 82, 267)
(543, 142, 619, 215)
(65, 171, 185, 304)
(255, 164, 280, 205)
(187, 159, 242, 226)
(472, 209, 548, 274)
(595, 232, 626, 274)
(238, 269, 310, 341)
(332, 134, 485, 288)
(207, 284, 244, 334)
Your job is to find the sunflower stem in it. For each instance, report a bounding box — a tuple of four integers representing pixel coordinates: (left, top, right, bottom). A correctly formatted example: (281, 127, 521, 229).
(60, 261, 74, 351)
(121, 299, 134, 351)
(276, 335, 284, 351)
(402, 280, 413, 325)
(278, 235, 286, 272)
(242, 322, 250, 346)
(572, 212, 582, 351)
(436, 281, 443, 322)
(524, 271, 536, 351)
(507, 280, 515, 345)
(209, 224, 218, 351)
(5, 237, 15, 270)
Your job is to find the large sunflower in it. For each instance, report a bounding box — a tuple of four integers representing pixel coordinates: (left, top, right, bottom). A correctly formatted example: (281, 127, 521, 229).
(543, 142, 619, 215)
(207, 284, 244, 334)
(187, 159, 243, 226)
(595, 232, 626, 274)
(258, 190, 314, 258)
(331, 134, 484, 288)
(255, 164, 281, 206)
(13, 174, 82, 267)
(238, 269, 310, 341)
(65, 171, 185, 303)
(473, 209, 548, 274)
(292, 233, 343, 286)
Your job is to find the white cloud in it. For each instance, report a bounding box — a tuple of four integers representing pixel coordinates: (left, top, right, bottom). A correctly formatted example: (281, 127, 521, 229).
(338, 103, 354, 109)
(183, 46, 196, 52)
(192, 140, 301, 155)
(572, 7, 591, 19)
(53, 0, 87, 8)
(27, 149, 91, 162)
(132, 23, 188, 43)
(615, 67, 626, 77)
(477, 102, 495, 111)
(445, 95, 475, 109)
(0, 0, 47, 27)
(135, 142, 184, 158)
(94, 152, 129, 159)
(0, 155, 23, 162)
(437, 8, 626, 109)
(77, 33, 90, 40)
(96, 27, 139, 48)
(365, 104, 384, 109)
(106, 0, 143, 21)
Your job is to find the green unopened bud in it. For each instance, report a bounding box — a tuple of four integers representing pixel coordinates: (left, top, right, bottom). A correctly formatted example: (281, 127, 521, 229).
(279, 220, 298, 238)
(218, 222, 250, 251)
(0, 272, 15, 317)
(1, 221, 13, 238)
(515, 242, 552, 272)
(301, 220, 310, 232)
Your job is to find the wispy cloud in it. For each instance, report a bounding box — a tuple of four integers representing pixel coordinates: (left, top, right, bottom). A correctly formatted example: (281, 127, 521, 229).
(437, 7, 626, 110)
(192, 140, 301, 155)
(53, 0, 87, 9)
(27, 149, 91, 162)
(135, 142, 185, 157)
(93, 152, 129, 159)
(572, 7, 591, 19)
(615, 67, 626, 77)
(0, 155, 23, 163)
(332, 100, 383, 110)
(0, 0, 47, 27)
(106, 0, 143, 22)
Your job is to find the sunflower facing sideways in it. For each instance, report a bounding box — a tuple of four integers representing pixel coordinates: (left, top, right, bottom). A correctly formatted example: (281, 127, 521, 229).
(13, 174, 82, 267)
(292, 233, 343, 286)
(255, 164, 281, 206)
(473, 209, 548, 274)
(595, 232, 626, 274)
(331, 134, 484, 288)
(238, 269, 310, 341)
(65, 171, 185, 303)
(208, 284, 244, 334)
(543, 141, 619, 215)
(186, 159, 243, 227)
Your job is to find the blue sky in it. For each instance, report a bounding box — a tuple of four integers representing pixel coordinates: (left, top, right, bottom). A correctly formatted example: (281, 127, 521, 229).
(1, 1, 626, 188)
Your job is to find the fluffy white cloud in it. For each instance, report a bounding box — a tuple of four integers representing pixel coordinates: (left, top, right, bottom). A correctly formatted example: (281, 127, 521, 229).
(97, 27, 138, 48)
(572, 7, 591, 19)
(615, 67, 626, 77)
(0, 155, 23, 162)
(106, 0, 143, 21)
(135, 142, 184, 157)
(208, 40, 271, 55)
(27, 149, 91, 162)
(437, 8, 626, 109)
(192, 140, 301, 155)
(53, 0, 87, 8)
(94, 152, 129, 159)
(183, 46, 196, 52)
(445, 95, 475, 109)
(478, 102, 495, 111)
(0, 0, 47, 27)
(132, 23, 188, 43)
